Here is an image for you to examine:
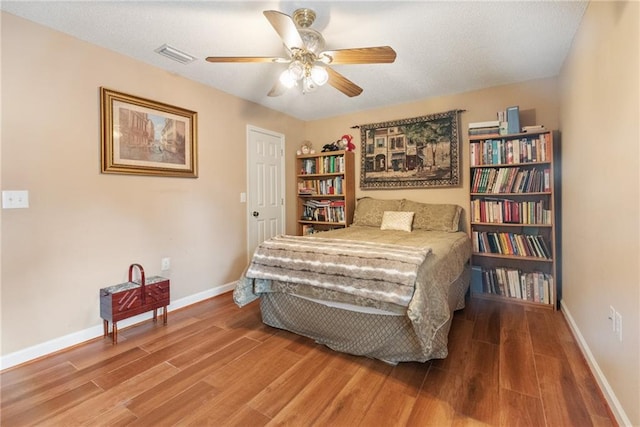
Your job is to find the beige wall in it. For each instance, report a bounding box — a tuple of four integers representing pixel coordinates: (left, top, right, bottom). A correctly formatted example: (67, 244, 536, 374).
(559, 1, 639, 425)
(0, 12, 305, 355)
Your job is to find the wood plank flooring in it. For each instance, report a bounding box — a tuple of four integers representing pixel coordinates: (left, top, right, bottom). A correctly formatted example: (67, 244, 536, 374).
(0, 292, 617, 426)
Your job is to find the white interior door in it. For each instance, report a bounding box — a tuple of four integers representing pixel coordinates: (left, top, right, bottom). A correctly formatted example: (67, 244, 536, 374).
(246, 125, 285, 258)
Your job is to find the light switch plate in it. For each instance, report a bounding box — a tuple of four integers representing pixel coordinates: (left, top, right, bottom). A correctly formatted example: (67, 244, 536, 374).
(2, 190, 29, 209)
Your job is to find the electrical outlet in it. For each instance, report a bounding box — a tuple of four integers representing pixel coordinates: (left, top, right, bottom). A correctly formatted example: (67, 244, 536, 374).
(615, 312, 622, 342)
(161, 257, 171, 271)
(609, 306, 616, 332)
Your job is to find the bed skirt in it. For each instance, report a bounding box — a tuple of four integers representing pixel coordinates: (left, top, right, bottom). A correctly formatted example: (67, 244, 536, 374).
(260, 264, 470, 363)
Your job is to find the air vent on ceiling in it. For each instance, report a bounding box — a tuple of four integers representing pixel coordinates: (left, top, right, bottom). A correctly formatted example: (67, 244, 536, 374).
(155, 44, 196, 64)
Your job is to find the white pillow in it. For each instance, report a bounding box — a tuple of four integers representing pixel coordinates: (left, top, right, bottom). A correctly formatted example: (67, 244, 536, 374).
(380, 211, 415, 232)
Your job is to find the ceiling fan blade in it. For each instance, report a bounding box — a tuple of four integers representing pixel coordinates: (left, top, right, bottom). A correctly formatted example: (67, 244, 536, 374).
(326, 67, 363, 97)
(267, 80, 288, 97)
(205, 56, 286, 63)
(320, 46, 397, 64)
(263, 10, 304, 52)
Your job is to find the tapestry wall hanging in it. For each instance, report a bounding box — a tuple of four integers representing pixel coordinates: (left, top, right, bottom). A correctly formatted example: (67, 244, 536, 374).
(359, 109, 462, 189)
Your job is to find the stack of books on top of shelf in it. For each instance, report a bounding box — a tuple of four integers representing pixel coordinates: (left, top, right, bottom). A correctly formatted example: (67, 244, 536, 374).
(468, 120, 500, 137)
(470, 105, 526, 138)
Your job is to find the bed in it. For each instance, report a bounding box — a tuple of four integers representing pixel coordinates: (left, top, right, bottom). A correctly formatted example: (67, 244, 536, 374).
(233, 197, 472, 363)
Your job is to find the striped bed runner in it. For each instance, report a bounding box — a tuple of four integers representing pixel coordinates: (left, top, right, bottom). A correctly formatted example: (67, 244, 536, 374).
(245, 235, 432, 307)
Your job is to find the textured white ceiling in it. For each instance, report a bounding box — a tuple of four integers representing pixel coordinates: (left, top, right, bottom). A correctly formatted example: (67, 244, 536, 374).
(1, 1, 588, 121)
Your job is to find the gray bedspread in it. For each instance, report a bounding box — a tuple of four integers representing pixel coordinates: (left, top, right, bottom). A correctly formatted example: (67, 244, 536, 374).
(234, 226, 471, 361)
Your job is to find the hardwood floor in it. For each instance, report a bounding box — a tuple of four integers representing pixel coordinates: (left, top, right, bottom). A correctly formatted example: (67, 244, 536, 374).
(1, 292, 616, 426)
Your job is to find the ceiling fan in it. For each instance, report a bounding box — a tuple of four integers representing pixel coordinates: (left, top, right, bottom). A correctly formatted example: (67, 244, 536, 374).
(205, 8, 397, 97)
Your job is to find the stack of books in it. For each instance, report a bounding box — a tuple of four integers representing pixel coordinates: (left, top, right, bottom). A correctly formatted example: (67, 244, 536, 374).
(472, 106, 530, 138)
(468, 120, 500, 137)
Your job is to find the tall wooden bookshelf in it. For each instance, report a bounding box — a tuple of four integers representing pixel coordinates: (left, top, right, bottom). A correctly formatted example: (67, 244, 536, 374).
(296, 150, 355, 235)
(469, 130, 560, 309)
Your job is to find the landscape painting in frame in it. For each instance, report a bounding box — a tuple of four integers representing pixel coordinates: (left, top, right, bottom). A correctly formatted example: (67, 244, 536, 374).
(100, 87, 198, 177)
(360, 109, 462, 189)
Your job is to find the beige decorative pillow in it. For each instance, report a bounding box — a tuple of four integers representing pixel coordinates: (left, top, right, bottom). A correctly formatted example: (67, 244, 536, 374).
(352, 197, 403, 227)
(380, 211, 415, 232)
(400, 199, 462, 232)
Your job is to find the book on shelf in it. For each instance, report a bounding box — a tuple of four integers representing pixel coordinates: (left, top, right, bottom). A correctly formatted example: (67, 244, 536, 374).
(468, 120, 501, 137)
(471, 266, 483, 294)
(521, 125, 546, 133)
(470, 198, 550, 225)
(469, 120, 500, 129)
(471, 166, 550, 195)
(317, 155, 345, 174)
(470, 136, 551, 167)
(472, 231, 552, 259)
(506, 106, 520, 134)
(298, 176, 345, 196)
(300, 158, 317, 175)
(299, 154, 347, 175)
(297, 180, 317, 195)
(469, 126, 500, 136)
(302, 199, 346, 223)
(477, 267, 554, 304)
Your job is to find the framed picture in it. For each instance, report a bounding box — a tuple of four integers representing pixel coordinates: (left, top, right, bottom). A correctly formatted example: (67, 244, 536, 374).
(359, 109, 462, 189)
(100, 87, 198, 178)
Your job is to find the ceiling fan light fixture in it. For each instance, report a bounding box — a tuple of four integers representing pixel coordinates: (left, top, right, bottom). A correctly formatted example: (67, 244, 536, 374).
(288, 60, 305, 80)
(310, 64, 329, 86)
(298, 28, 325, 54)
(279, 69, 297, 88)
(302, 76, 319, 94)
(206, 8, 395, 98)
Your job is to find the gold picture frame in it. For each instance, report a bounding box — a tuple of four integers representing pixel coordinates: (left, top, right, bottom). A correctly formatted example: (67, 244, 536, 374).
(100, 87, 198, 178)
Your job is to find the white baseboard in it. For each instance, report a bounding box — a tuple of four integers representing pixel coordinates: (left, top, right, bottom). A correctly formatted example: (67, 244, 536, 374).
(560, 300, 632, 427)
(0, 282, 236, 371)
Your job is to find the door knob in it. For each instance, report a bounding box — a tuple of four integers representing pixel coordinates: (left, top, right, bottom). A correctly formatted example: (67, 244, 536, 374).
(252, 211, 259, 217)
